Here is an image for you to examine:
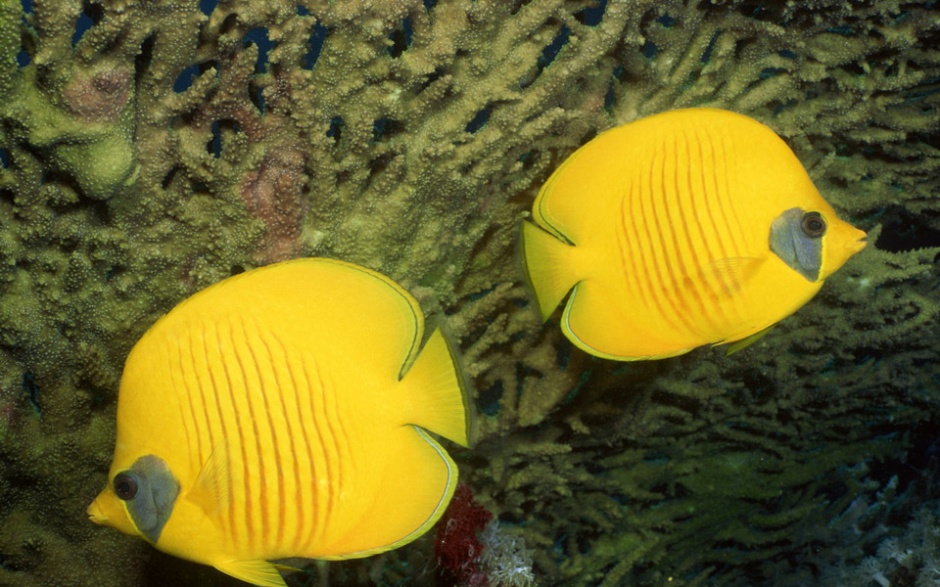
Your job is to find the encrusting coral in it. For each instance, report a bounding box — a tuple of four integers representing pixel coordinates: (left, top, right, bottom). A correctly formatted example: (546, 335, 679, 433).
(0, 1, 938, 586)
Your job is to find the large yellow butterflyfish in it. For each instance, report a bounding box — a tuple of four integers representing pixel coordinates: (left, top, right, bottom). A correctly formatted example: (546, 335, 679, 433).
(522, 108, 867, 361)
(88, 258, 471, 587)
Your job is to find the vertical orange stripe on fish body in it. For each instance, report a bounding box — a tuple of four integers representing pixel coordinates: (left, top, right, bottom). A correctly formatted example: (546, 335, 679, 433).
(522, 108, 867, 361)
(89, 258, 471, 587)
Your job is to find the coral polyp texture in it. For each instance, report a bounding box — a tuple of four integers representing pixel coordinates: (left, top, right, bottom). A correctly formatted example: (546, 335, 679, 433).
(0, 1, 938, 586)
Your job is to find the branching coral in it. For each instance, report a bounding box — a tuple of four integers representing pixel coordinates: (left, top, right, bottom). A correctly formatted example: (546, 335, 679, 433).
(0, 1, 938, 586)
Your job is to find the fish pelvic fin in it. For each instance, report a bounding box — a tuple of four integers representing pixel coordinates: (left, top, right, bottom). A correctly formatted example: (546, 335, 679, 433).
(214, 559, 287, 587)
(520, 220, 580, 321)
(400, 327, 472, 448)
(723, 325, 775, 356)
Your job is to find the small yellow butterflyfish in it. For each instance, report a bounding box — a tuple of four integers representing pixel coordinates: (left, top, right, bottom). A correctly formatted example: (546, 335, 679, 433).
(521, 108, 867, 361)
(88, 258, 471, 587)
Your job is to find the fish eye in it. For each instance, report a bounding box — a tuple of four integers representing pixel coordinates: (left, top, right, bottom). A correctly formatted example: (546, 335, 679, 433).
(113, 472, 139, 500)
(801, 212, 826, 238)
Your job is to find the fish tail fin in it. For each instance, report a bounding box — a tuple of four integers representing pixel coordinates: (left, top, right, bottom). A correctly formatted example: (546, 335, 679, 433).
(401, 327, 472, 448)
(521, 220, 579, 321)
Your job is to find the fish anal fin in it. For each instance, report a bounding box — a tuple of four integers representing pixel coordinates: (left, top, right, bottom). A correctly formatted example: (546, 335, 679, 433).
(214, 559, 287, 587)
(560, 281, 693, 361)
(188, 443, 230, 517)
(323, 426, 457, 559)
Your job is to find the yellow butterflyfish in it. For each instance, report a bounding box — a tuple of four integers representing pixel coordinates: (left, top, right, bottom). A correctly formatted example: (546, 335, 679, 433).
(522, 108, 867, 361)
(88, 258, 471, 587)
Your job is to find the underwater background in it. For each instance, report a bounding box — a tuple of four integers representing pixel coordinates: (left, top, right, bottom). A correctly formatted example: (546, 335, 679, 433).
(0, 0, 939, 586)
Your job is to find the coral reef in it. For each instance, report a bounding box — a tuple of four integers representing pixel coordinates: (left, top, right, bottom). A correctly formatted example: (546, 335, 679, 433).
(477, 520, 537, 587)
(0, 1, 938, 586)
(435, 483, 494, 587)
(434, 482, 535, 587)
(817, 479, 940, 587)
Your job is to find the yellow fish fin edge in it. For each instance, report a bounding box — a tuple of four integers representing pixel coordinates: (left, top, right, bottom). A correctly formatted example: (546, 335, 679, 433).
(214, 559, 288, 587)
(520, 220, 580, 321)
(400, 327, 473, 448)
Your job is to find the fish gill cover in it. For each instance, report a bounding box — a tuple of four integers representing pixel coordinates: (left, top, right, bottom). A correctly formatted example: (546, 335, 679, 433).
(0, 1, 938, 586)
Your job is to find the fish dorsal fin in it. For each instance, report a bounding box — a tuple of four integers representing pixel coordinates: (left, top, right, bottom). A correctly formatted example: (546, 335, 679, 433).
(214, 559, 287, 587)
(188, 443, 230, 517)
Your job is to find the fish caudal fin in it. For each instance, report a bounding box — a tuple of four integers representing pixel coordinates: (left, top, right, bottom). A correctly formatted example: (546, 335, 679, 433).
(400, 327, 471, 448)
(521, 220, 579, 321)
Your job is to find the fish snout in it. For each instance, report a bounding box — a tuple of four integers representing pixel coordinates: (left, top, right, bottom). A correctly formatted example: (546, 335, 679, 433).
(87, 492, 120, 528)
(846, 228, 868, 254)
(87, 496, 107, 524)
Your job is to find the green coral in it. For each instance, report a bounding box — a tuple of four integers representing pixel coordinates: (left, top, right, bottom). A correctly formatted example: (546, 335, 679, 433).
(0, 1, 938, 586)
(1, 2, 139, 200)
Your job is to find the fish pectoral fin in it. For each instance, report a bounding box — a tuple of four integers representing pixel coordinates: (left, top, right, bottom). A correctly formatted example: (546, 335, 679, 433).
(215, 559, 287, 587)
(188, 442, 230, 517)
(699, 257, 765, 297)
(656, 257, 763, 311)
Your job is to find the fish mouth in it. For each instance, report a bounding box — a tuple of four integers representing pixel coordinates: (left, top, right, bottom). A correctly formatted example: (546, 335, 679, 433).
(843, 225, 868, 254)
(87, 497, 107, 525)
(849, 235, 868, 254)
